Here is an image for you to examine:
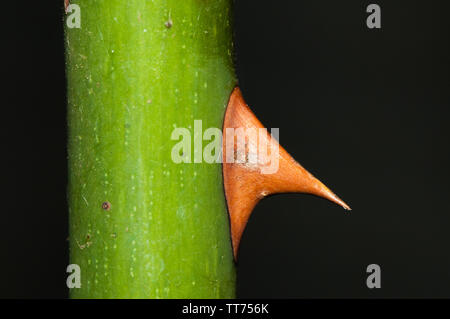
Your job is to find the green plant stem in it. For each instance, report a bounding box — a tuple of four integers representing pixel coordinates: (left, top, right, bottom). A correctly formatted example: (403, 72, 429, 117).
(66, 0, 236, 298)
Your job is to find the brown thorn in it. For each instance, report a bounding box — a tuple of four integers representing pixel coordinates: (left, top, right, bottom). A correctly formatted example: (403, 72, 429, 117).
(64, 0, 70, 14)
(222, 87, 350, 260)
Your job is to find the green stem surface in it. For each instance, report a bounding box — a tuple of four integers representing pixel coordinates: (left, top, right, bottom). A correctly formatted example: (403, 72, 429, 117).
(66, 0, 236, 298)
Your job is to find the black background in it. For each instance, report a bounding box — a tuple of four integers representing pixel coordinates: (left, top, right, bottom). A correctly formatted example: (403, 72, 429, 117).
(8, 1, 450, 298)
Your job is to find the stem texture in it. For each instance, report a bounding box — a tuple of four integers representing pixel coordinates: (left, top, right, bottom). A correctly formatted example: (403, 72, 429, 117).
(66, 0, 236, 298)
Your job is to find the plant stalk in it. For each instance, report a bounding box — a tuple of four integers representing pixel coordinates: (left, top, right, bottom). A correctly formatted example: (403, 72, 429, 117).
(66, 0, 236, 298)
